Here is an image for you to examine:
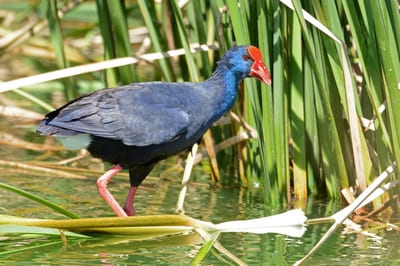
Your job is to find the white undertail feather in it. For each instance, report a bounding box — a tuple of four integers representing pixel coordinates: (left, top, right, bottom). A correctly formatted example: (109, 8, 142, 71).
(56, 134, 91, 150)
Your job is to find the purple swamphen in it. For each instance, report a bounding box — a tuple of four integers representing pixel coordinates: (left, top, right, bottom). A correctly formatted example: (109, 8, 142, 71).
(37, 45, 271, 216)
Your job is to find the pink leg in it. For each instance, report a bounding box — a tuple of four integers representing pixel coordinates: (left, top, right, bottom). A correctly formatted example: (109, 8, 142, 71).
(96, 164, 127, 217)
(123, 186, 137, 216)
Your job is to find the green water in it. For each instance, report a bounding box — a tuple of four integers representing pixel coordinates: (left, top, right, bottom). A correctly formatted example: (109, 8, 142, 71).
(0, 170, 399, 265)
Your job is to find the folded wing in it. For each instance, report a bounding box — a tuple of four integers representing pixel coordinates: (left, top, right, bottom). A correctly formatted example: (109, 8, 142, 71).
(37, 85, 191, 147)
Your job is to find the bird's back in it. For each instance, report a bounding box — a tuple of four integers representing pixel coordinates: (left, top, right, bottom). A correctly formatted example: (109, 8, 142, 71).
(37, 81, 223, 166)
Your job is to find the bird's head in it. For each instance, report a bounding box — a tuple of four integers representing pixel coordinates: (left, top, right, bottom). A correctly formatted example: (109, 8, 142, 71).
(219, 45, 272, 86)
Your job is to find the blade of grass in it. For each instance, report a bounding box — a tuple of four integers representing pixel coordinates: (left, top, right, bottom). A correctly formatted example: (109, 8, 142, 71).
(210, 0, 234, 51)
(191, 229, 220, 265)
(137, 0, 175, 81)
(188, 0, 213, 77)
(12, 88, 54, 112)
(168, 0, 199, 82)
(0, 240, 64, 257)
(303, 57, 319, 196)
(0, 214, 198, 229)
(225, 0, 250, 45)
(107, 0, 135, 84)
(271, 0, 289, 204)
(0, 224, 88, 238)
(371, 0, 400, 177)
(44, 0, 77, 100)
(0, 182, 80, 219)
(95, 0, 119, 87)
(289, 12, 307, 199)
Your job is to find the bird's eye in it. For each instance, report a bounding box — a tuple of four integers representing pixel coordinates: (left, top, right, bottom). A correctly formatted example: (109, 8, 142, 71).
(243, 54, 250, 61)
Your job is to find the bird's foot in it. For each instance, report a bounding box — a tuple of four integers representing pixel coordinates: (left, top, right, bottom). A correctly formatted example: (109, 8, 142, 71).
(123, 205, 135, 216)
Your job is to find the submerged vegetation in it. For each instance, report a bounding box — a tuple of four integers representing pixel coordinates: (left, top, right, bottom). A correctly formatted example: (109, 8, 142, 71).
(0, 0, 400, 264)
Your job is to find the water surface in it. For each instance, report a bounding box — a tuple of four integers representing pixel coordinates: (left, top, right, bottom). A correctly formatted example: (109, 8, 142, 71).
(0, 169, 399, 265)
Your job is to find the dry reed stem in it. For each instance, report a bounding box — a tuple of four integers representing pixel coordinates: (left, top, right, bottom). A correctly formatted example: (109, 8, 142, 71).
(0, 131, 63, 152)
(0, 159, 86, 179)
(0, 105, 43, 120)
(0, 44, 218, 94)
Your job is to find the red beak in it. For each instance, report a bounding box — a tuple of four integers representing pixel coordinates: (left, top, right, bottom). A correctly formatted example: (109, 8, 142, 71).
(248, 46, 272, 86)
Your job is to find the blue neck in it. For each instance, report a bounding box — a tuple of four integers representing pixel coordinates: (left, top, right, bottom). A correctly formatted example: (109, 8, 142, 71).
(205, 65, 245, 118)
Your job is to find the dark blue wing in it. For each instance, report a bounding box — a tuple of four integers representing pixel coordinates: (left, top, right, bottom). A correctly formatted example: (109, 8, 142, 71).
(38, 83, 192, 146)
